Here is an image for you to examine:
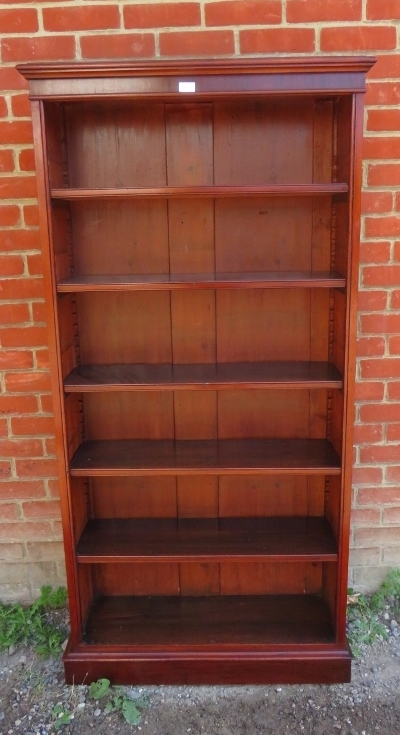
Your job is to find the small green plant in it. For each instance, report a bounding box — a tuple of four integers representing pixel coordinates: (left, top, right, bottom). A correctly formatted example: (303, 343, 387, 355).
(89, 677, 147, 726)
(347, 568, 400, 657)
(0, 585, 67, 657)
(52, 703, 73, 731)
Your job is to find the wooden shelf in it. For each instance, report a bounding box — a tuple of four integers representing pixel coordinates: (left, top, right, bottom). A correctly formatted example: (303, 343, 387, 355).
(51, 184, 348, 200)
(70, 438, 341, 476)
(57, 271, 346, 292)
(76, 517, 338, 563)
(64, 361, 343, 392)
(84, 594, 336, 647)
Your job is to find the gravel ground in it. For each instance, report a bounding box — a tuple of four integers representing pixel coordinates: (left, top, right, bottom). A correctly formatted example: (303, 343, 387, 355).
(0, 614, 399, 735)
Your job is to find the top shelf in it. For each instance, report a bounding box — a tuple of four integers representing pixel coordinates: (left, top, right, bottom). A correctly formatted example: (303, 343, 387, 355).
(50, 184, 348, 201)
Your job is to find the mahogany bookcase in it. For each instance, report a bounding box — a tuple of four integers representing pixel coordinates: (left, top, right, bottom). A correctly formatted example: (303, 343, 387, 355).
(18, 57, 375, 685)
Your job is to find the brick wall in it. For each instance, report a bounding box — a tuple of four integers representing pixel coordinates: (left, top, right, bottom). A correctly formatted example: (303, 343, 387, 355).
(0, 0, 399, 600)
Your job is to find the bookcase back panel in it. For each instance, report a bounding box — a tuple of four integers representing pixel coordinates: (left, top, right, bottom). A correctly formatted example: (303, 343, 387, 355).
(88, 475, 326, 520)
(80, 389, 328, 442)
(65, 102, 167, 189)
(77, 292, 172, 363)
(92, 561, 324, 597)
(71, 201, 170, 275)
(213, 99, 315, 186)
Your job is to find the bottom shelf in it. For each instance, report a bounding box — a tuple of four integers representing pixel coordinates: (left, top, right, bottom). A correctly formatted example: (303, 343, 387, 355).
(63, 595, 352, 684)
(84, 594, 335, 646)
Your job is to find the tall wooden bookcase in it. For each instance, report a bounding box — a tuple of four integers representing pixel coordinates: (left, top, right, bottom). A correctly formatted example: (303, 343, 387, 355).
(19, 57, 374, 685)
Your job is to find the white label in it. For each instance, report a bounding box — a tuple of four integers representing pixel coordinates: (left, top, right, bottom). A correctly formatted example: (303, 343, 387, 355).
(179, 81, 196, 93)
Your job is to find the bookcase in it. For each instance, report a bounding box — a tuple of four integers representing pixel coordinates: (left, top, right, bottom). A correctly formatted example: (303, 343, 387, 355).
(19, 57, 374, 685)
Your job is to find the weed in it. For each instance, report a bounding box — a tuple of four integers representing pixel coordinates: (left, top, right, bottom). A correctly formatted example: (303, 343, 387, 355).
(0, 585, 67, 657)
(89, 677, 147, 726)
(347, 568, 400, 657)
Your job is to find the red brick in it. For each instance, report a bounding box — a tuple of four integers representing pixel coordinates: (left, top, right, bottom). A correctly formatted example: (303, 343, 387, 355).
(394, 198, 400, 215)
(360, 241, 390, 263)
(40, 395, 54, 414)
(48, 480, 60, 498)
(45, 437, 57, 456)
(15, 458, 59, 478)
(387, 423, 400, 441)
(32, 302, 46, 324)
(0, 149, 15, 173)
(0, 480, 45, 500)
(0, 277, 44, 300)
(351, 508, 381, 525)
(368, 163, 400, 188)
(0, 504, 19, 521)
(160, 30, 234, 56)
(0, 438, 43, 458)
(35, 349, 49, 369)
(1, 228, 40, 252)
(0, 175, 37, 199)
(26, 252, 43, 276)
(0, 121, 33, 145)
(0, 254, 24, 276)
(364, 216, 400, 238)
(23, 205, 39, 226)
(362, 265, 400, 287)
(358, 486, 400, 505)
(4, 371, 51, 393)
(0, 543, 24, 561)
(0, 350, 33, 370)
(383, 507, 400, 524)
(355, 380, 384, 401)
(389, 336, 400, 355)
(356, 336, 385, 357)
(11, 415, 55, 436)
(11, 93, 31, 118)
(367, 109, 400, 132)
(81, 33, 155, 59)
(349, 547, 381, 566)
(0, 325, 48, 349)
(360, 443, 400, 463)
(0, 8, 38, 33)
(360, 358, 400, 379)
(125, 2, 200, 28)
(0, 302, 30, 324)
(0, 418, 8, 437)
(240, 28, 314, 53)
(321, 25, 396, 51)
(0, 461, 12, 479)
(357, 290, 387, 311)
(19, 148, 35, 172)
(206, 0, 281, 25)
(363, 136, 400, 160)
(352, 466, 383, 484)
(391, 287, 400, 308)
(353, 423, 383, 443)
(0, 66, 28, 91)
(387, 466, 400, 482)
(365, 82, 400, 106)
(0, 521, 52, 540)
(43, 5, 119, 31)
(359, 401, 400, 422)
(361, 191, 393, 214)
(355, 527, 400, 546)
(22, 500, 61, 519)
(2, 35, 75, 62)
(287, 0, 361, 22)
(0, 204, 20, 226)
(388, 382, 400, 400)
(0, 96, 7, 118)
(367, 0, 400, 19)
(0, 394, 37, 415)
(367, 54, 400, 79)
(361, 313, 400, 334)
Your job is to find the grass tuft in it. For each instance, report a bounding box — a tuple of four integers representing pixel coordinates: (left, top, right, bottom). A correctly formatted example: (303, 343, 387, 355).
(0, 585, 67, 657)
